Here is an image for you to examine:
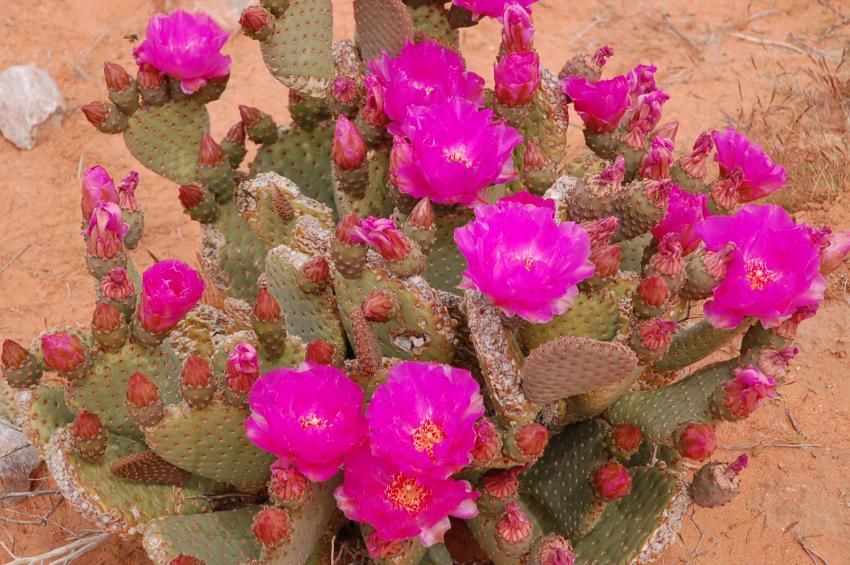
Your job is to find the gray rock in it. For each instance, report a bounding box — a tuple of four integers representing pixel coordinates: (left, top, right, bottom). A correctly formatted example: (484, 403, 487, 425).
(0, 421, 41, 506)
(187, 0, 254, 29)
(0, 64, 64, 150)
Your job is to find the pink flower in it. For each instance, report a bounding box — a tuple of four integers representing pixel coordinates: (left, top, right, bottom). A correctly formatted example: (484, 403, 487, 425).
(652, 185, 710, 254)
(81, 165, 117, 221)
(41, 333, 85, 373)
(362, 74, 389, 127)
(500, 190, 555, 214)
(453, 0, 538, 18)
(494, 51, 541, 107)
(226, 343, 260, 393)
(391, 97, 522, 206)
(357, 217, 411, 261)
(85, 201, 129, 259)
(455, 199, 595, 323)
(335, 443, 478, 546)
(501, 3, 534, 52)
(367, 361, 484, 479)
(639, 135, 675, 179)
(696, 205, 825, 329)
(723, 366, 776, 418)
(367, 40, 484, 127)
(246, 364, 366, 482)
(138, 259, 205, 334)
(626, 64, 658, 98)
(133, 10, 231, 94)
(711, 126, 787, 202)
(562, 75, 631, 133)
(819, 230, 850, 274)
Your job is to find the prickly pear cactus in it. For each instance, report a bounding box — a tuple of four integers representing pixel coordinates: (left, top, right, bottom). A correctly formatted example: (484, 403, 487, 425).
(8, 1, 844, 564)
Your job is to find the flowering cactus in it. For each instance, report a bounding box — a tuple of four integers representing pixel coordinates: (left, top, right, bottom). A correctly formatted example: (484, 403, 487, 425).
(3, 2, 848, 564)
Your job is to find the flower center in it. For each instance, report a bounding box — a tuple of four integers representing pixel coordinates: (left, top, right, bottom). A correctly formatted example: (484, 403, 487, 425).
(522, 255, 535, 271)
(299, 413, 329, 430)
(385, 473, 431, 515)
(412, 418, 446, 458)
(442, 147, 473, 168)
(744, 258, 777, 291)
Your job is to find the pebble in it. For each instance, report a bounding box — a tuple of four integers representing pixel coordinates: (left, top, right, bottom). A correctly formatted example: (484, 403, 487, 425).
(0, 65, 64, 150)
(0, 422, 41, 506)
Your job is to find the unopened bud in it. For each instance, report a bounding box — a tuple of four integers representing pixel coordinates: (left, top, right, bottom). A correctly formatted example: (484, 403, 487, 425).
(593, 462, 632, 500)
(408, 197, 435, 230)
(81, 102, 108, 127)
(127, 372, 159, 409)
(332, 115, 367, 170)
(302, 256, 330, 286)
(178, 184, 206, 210)
(225, 121, 246, 145)
(181, 356, 213, 388)
(515, 422, 548, 459)
(253, 287, 282, 322)
(362, 289, 396, 322)
(198, 134, 226, 168)
(72, 410, 103, 440)
(252, 507, 291, 547)
(305, 339, 335, 365)
(240, 6, 273, 40)
(637, 274, 670, 308)
(1, 339, 28, 369)
(676, 422, 716, 461)
(104, 62, 131, 91)
(92, 303, 123, 332)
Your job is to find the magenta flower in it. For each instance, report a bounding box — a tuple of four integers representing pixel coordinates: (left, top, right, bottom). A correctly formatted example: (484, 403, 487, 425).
(333, 115, 367, 170)
(246, 364, 366, 482)
(117, 171, 140, 210)
(711, 126, 787, 202)
(652, 185, 710, 254)
(133, 10, 231, 94)
(138, 259, 205, 334)
(626, 64, 658, 98)
(455, 199, 595, 323)
(562, 75, 631, 133)
(453, 0, 538, 18)
(391, 98, 522, 205)
(367, 361, 484, 479)
(639, 136, 675, 179)
(494, 51, 540, 107)
(500, 190, 555, 213)
(501, 3, 534, 53)
(85, 201, 129, 259)
(81, 165, 117, 221)
(335, 443, 478, 546)
(723, 365, 776, 418)
(226, 343, 260, 394)
(41, 333, 85, 373)
(367, 40, 484, 127)
(624, 90, 670, 148)
(357, 217, 411, 261)
(696, 205, 825, 329)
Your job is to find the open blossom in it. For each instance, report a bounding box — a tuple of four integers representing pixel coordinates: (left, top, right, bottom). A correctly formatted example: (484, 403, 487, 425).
(562, 75, 631, 133)
(494, 51, 540, 107)
(367, 361, 484, 479)
(711, 126, 787, 202)
(367, 40, 484, 127)
(723, 366, 777, 418)
(696, 205, 825, 329)
(357, 217, 411, 261)
(454, 0, 538, 18)
(246, 364, 366, 482)
(85, 201, 129, 259)
(81, 165, 117, 221)
(138, 260, 205, 334)
(391, 98, 522, 206)
(133, 10, 231, 94)
(501, 3, 534, 52)
(651, 185, 710, 254)
(335, 443, 478, 546)
(500, 190, 555, 213)
(455, 199, 595, 323)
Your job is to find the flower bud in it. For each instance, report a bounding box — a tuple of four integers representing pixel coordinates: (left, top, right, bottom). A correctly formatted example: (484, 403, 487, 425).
(610, 424, 642, 456)
(240, 6, 273, 40)
(81, 102, 108, 127)
(497, 501, 533, 545)
(253, 287, 282, 322)
(85, 201, 129, 260)
(104, 62, 131, 91)
(226, 343, 260, 394)
(178, 184, 206, 210)
(332, 76, 359, 104)
(676, 131, 713, 179)
(523, 140, 548, 171)
(501, 3, 534, 53)
(362, 75, 388, 127)
(92, 303, 123, 332)
(362, 289, 396, 322)
(238, 104, 263, 128)
(590, 244, 620, 278)
(332, 115, 367, 170)
(2, 339, 28, 369)
(494, 51, 541, 107)
(514, 422, 548, 459)
(482, 468, 520, 500)
(593, 462, 632, 500)
(41, 333, 85, 373)
(676, 422, 716, 461)
(181, 356, 213, 389)
(471, 417, 502, 464)
(532, 535, 576, 565)
(117, 171, 140, 211)
(72, 410, 103, 441)
(408, 197, 435, 230)
(301, 256, 330, 286)
(268, 463, 310, 506)
(335, 213, 366, 245)
(71, 410, 107, 461)
(650, 233, 685, 276)
(637, 319, 676, 352)
(169, 555, 205, 565)
(252, 507, 291, 547)
(305, 339, 335, 365)
(81, 165, 117, 221)
(820, 231, 850, 275)
(198, 134, 226, 168)
(637, 274, 670, 308)
(127, 372, 159, 408)
(225, 121, 246, 145)
(137, 67, 165, 89)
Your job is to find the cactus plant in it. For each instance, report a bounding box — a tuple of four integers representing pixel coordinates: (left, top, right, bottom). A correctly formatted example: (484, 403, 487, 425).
(4, 1, 849, 564)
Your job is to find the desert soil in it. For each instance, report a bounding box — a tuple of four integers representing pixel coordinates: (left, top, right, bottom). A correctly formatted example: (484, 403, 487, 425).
(0, 0, 848, 563)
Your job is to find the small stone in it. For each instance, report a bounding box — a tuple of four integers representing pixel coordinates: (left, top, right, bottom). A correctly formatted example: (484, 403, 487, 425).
(0, 65, 64, 150)
(0, 421, 41, 506)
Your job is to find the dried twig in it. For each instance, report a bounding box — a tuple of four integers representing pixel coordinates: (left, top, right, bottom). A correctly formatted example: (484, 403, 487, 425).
(0, 244, 33, 277)
(732, 33, 809, 55)
(2, 532, 109, 565)
(0, 489, 59, 501)
(718, 442, 820, 449)
(0, 444, 30, 461)
(795, 532, 830, 565)
(786, 408, 803, 434)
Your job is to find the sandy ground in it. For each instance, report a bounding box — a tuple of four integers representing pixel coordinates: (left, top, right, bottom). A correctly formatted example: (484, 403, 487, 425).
(0, 0, 848, 563)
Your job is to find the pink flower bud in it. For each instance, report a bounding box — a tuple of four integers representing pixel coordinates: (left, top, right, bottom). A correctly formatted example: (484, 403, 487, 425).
(359, 217, 411, 262)
(408, 197, 435, 230)
(494, 51, 541, 107)
(85, 201, 129, 259)
(583, 217, 619, 248)
(226, 343, 260, 393)
(269, 462, 310, 504)
(362, 289, 396, 322)
(638, 319, 676, 351)
(252, 507, 290, 547)
(820, 230, 850, 274)
(676, 422, 716, 461)
(41, 333, 85, 372)
(515, 422, 548, 459)
(497, 501, 532, 544)
(336, 212, 366, 245)
(362, 75, 389, 127)
(138, 260, 205, 334)
(637, 274, 670, 308)
(650, 233, 685, 276)
(333, 115, 367, 170)
(593, 461, 632, 500)
(332, 76, 359, 104)
(534, 536, 576, 565)
(501, 3, 534, 53)
(301, 256, 330, 285)
(472, 417, 502, 463)
(72, 411, 103, 440)
(81, 165, 117, 221)
(523, 140, 548, 171)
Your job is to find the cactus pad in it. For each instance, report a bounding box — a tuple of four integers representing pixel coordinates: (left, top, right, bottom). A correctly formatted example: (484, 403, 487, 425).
(166, 304, 243, 365)
(421, 206, 473, 294)
(354, 0, 415, 63)
(109, 450, 191, 484)
(519, 291, 623, 350)
(19, 385, 75, 449)
(654, 320, 751, 372)
(407, 3, 458, 49)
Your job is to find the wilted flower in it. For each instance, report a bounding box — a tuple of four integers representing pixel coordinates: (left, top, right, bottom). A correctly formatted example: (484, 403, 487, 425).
(494, 51, 541, 107)
(117, 171, 140, 211)
(246, 364, 366, 482)
(652, 185, 710, 254)
(455, 198, 595, 323)
(367, 40, 484, 127)
(81, 165, 117, 221)
(639, 135, 675, 179)
(819, 231, 850, 274)
(391, 97, 522, 205)
(626, 64, 658, 98)
(133, 10, 231, 94)
(85, 201, 129, 259)
(367, 361, 484, 479)
(357, 217, 411, 261)
(624, 90, 670, 148)
(676, 132, 713, 179)
(723, 366, 777, 418)
(138, 260, 205, 334)
(562, 75, 631, 133)
(711, 126, 787, 202)
(41, 333, 86, 373)
(696, 205, 825, 329)
(335, 443, 478, 546)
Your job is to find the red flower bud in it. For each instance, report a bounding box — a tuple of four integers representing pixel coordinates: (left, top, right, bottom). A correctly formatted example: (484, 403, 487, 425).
(72, 410, 103, 440)
(225, 121, 246, 145)
(127, 372, 159, 408)
(81, 102, 108, 127)
(178, 184, 206, 210)
(593, 462, 632, 500)
(408, 197, 435, 230)
(590, 245, 620, 278)
(269, 463, 310, 504)
(333, 115, 367, 170)
(252, 507, 291, 546)
(637, 274, 670, 308)
(41, 333, 85, 373)
(482, 467, 521, 500)
(239, 6, 271, 36)
(198, 134, 226, 168)
(238, 104, 263, 128)
(676, 422, 716, 461)
(533, 536, 576, 565)
(610, 424, 642, 454)
(169, 555, 205, 565)
(515, 422, 548, 459)
(1, 339, 28, 369)
(362, 289, 395, 322)
(103, 62, 131, 91)
(305, 339, 335, 365)
(92, 303, 123, 332)
(336, 212, 364, 244)
(471, 417, 502, 463)
(137, 67, 165, 89)
(638, 319, 676, 351)
(253, 287, 282, 322)
(302, 256, 330, 285)
(523, 140, 548, 171)
(181, 356, 213, 388)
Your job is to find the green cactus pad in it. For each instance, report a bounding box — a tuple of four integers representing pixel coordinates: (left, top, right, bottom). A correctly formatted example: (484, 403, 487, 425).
(260, 0, 334, 96)
(264, 243, 347, 353)
(144, 402, 275, 491)
(251, 122, 335, 210)
(20, 385, 74, 449)
(200, 200, 270, 302)
(421, 206, 473, 294)
(44, 428, 215, 532)
(466, 498, 544, 565)
(654, 319, 752, 372)
(123, 100, 210, 184)
(522, 419, 614, 540)
(407, 3, 459, 48)
(333, 148, 394, 219)
(519, 291, 622, 351)
(354, 0, 415, 63)
(333, 258, 456, 363)
(142, 506, 262, 565)
(495, 87, 567, 173)
(65, 342, 180, 441)
(572, 467, 685, 565)
(606, 360, 736, 445)
(617, 233, 652, 274)
(521, 336, 640, 404)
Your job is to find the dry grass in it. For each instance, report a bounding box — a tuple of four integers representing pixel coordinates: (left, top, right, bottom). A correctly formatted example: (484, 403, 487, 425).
(730, 48, 850, 212)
